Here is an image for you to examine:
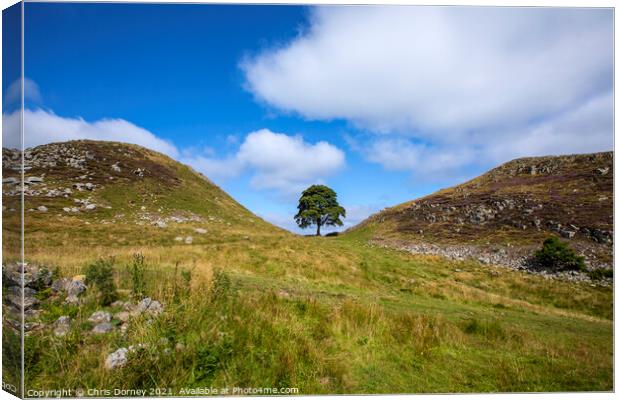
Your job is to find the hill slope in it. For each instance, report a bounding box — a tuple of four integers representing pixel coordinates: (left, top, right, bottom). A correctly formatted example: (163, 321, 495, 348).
(2, 140, 281, 256)
(2, 142, 612, 395)
(351, 152, 613, 270)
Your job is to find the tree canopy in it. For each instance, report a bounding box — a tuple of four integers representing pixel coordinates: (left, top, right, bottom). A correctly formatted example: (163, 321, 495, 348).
(294, 185, 346, 236)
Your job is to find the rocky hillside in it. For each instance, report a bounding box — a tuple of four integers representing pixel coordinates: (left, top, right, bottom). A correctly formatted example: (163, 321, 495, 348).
(2, 140, 280, 252)
(353, 152, 613, 273)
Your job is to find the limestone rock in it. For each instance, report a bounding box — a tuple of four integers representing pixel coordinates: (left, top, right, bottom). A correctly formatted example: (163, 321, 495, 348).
(88, 311, 112, 324)
(104, 348, 128, 370)
(92, 322, 114, 334)
(53, 316, 72, 337)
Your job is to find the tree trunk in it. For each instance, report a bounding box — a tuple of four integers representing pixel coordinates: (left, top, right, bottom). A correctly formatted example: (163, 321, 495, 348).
(316, 221, 321, 236)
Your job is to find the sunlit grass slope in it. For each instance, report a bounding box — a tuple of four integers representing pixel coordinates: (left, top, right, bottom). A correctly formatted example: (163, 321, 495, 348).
(8, 141, 612, 393)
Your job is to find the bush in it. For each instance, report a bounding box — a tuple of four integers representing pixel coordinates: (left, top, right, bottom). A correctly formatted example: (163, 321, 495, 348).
(534, 236, 585, 272)
(84, 258, 118, 306)
(129, 253, 147, 300)
(588, 268, 613, 281)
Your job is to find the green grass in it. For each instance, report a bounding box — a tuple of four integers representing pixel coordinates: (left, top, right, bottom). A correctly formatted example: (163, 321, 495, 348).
(4, 141, 613, 394)
(20, 230, 613, 394)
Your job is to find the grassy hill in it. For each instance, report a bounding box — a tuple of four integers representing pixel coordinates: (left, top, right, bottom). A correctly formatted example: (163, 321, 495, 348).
(351, 152, 613, 270)
(2, 141, 613, 394)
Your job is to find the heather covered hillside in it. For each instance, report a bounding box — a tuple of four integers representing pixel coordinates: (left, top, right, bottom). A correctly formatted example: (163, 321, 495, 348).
(352, 152, 613, 278)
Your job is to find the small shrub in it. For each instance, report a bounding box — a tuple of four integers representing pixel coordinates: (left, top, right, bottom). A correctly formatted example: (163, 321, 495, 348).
(181, 270, 192, 286)
(463, 318, 505, 340)
(84, 258, 118, 306)
(534, 236, 586, 272)
(129, 253, 147, 300)
(211, 269, 232, 301)
(588, 268, 613, 281)
(193, 337, 234, 383)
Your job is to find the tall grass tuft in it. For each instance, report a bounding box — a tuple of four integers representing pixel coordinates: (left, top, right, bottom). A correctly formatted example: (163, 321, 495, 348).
(84, 258, 118, 306)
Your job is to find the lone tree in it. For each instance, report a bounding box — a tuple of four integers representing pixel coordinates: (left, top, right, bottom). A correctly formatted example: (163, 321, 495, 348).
(295, 185, 346, 236)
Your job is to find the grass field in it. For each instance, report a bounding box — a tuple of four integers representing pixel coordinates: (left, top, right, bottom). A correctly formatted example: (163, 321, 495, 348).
(2, 141, 613, 394)
(17, 227, 613, 394)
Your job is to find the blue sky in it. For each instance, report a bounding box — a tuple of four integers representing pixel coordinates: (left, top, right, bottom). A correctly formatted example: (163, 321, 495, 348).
(3, 3, 614, 233)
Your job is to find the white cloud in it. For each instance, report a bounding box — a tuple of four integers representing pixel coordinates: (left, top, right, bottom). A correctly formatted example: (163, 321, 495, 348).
(244, 7, 612, 181)
(484, 91, 614, 163)
(242, 7, 612, 137)
(1, 109, 344, 199)
(4, 78, 43, 106)
(350, 90, 613, 181)
(2, 108, 179, 157)
(182, 128, 345, 196)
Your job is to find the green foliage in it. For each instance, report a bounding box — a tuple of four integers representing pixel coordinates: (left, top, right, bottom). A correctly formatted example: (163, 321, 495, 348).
(129, 253, 147, 300)
(172, 262, 193, 304)
(588, 268, 613, 281)
(211, 269, 232, 301)
(534, 236, 586, 272)
(463, 318, 505, 340)
(193, 338, 234, 383)
(294, 185, 346, 236)
(84, 258, 118, 306)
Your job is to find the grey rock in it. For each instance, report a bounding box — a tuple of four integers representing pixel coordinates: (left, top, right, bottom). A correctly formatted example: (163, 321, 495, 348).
(596, 167, 609, 176)
(51, 278, 71, 293)
(66, 279, 87, 297)
(37, 206, 48, 212)
(64, 295, 80, 305)
(133, 297, 164, 317)
(5, 286, 39, 310)
(88, 311, 112, 324)
(92, 322, 114, 334)
(114, 311, 131, 323)
(25, 176, 43, 184)
(53, 316, 72, 337)
(104, 348, 128, 370)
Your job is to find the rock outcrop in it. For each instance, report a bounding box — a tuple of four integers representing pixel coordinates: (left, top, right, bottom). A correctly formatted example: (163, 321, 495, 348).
(354, 152, 613, 277)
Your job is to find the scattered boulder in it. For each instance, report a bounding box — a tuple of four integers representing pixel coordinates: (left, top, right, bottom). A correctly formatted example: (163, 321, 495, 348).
(104, 348, 129, 370)
(114, 311, 131, 323)
(3, 262, 53, 289)
(88, 311, 112, 324)
(53, 316, 72, 337)
(37, 206, 48, 212)
(5, 286, 39, 311)
(194, 228, 207, 234)
(25, 176, 44, 184)
(132, 297, 164, 317)
(184, 236, 193, 244)
(51, 277, 71, 293)
(92, 322, 114, 334)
